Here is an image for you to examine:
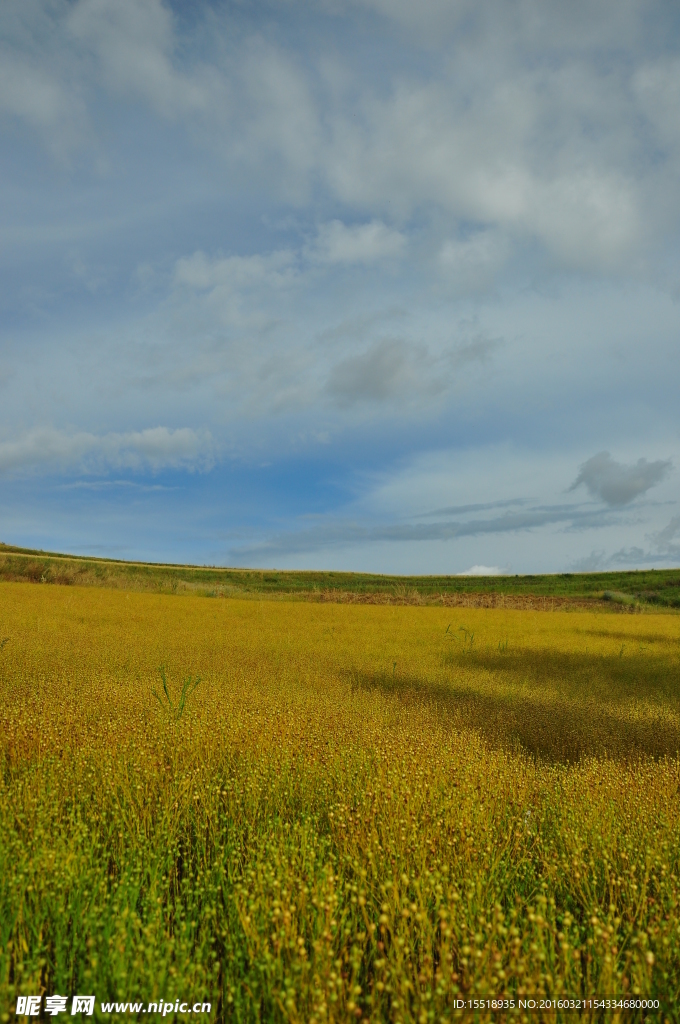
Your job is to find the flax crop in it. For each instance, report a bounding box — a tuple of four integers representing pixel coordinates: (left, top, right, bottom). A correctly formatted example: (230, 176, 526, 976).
(1, 582, 679, 1022)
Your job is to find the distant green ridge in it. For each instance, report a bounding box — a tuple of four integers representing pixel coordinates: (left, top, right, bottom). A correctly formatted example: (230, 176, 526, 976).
(1, 542, 679, 606)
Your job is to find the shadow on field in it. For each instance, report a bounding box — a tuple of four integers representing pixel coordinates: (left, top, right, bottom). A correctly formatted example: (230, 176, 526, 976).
(348, 649, 680, 762)
(577, 626, 678, 646)
(447, 647, 680, 702)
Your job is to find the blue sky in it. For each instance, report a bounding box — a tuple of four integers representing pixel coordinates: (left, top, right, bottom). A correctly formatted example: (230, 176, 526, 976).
(1, 0, 680, 573)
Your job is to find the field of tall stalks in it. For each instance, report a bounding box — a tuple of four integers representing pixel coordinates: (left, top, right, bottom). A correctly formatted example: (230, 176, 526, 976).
(1, 582, 679, 1021)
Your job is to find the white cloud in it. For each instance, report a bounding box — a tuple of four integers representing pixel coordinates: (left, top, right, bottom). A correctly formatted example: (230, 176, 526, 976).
(67, 0, 213, 118)
(0, 2, 87, 156)
(350, 0, 646, 54)
(0, 52, 79, 137)
(458, 565, 504, 576)
(633, 59, 680, 152)
(323, 77, 641, 269)
(438, 231, 509, 289)
(171, 249, 300, 334)
(307, 220, 406, 264)
(0, 427, 215, 476)
(174, 250, 298, 293)
(233, 37, 320, 195)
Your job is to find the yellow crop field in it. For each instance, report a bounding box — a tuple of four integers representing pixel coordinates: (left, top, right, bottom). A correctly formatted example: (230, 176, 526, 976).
(1, 581, 679, 1021)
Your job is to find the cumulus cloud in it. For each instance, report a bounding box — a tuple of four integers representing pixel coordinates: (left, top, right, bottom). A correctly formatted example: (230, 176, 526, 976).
(0, 427, 215, 476)
(569, 452, 672, 506)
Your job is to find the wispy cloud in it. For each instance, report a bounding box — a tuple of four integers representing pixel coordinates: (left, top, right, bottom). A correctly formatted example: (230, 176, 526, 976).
(0, 427, 215, 476)
(58, 479, 176, 492)
(232, 502, 619, 560)
(415, 498, 526, 519)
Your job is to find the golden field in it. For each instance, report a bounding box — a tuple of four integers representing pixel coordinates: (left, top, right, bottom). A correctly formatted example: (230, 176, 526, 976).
(1, 581, 679, 1021)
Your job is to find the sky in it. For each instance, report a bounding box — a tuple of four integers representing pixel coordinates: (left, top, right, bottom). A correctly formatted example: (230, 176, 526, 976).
(1, 0, 680, 574)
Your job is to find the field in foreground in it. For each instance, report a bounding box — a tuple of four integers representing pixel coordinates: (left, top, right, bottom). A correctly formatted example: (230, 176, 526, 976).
(1, 583, 680, 1022)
